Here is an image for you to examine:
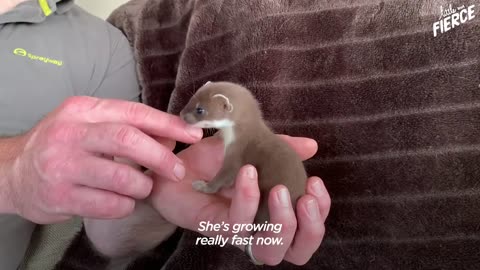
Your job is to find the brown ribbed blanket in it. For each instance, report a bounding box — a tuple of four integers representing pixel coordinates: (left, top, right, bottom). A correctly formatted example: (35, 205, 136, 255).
(56, 0, 480, 269)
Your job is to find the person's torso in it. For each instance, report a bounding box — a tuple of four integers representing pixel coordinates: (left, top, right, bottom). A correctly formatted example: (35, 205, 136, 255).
(0, 3, 116, 136)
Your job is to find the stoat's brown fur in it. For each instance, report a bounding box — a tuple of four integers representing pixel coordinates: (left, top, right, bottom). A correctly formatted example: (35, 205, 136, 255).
(180, 81, 308, 223)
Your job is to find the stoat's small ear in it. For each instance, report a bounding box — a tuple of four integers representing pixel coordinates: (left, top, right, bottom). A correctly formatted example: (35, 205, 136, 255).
(213, 94, 234, 112)
(225, 102, 234, 112)
(204, 81, 212, 85)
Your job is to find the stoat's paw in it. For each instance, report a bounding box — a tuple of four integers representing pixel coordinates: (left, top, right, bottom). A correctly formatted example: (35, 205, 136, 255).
(192, 180, 216, 193)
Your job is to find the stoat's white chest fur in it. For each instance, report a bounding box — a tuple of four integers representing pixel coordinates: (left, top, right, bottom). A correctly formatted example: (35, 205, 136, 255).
(193, 119, 235, 151)
(220, 125, 235, 151)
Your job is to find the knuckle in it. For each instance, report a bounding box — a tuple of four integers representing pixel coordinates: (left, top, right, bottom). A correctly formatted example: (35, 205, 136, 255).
(158, 149, 174, 165)
(136, 178, 153, 199)
(242, 185, 260, 200)
(102, 197, 133, 218)
(61, 96, 98, 113)
(158, 114, 174, 130)
(114, 126, 142, 147)
(83, 196, 100, 215)
(125, 102, 150, 124)
(111, 166, 131, 192)
(282, 219, 298, 234)
(62, 96, 85, 110)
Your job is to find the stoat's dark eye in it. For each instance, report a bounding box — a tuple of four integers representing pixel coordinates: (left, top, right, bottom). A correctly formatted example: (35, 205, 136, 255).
(195, 107, 205, 115)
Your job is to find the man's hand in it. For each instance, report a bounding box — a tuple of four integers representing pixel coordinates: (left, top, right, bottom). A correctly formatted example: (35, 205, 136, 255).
(149, 135, 330, 266)
(1, 96, 203, 224)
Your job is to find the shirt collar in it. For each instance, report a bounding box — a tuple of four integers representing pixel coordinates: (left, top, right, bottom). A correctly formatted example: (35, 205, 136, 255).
(0, 0, 75, 24)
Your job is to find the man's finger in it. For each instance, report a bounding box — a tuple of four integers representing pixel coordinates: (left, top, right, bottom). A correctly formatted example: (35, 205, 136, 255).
(154, 137, 176, 151)
(284, 195, 325, 265)
(250, 185, 297, 266)
(68, 156, 153, 199)
(62, 186, 135, 219)
(228, 165, 260, 236)
(81, 122, 186, 182)
(306, 177, 331, 221)
(61, 97, 203, 144)
(277, 135, 318, 160)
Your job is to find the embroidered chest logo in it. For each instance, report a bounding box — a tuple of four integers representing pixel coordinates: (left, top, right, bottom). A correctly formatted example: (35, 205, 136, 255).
(13, 48, 63, 67)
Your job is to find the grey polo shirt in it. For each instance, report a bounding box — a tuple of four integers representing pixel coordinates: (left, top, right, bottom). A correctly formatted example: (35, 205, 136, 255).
(0, 0, 140, 268)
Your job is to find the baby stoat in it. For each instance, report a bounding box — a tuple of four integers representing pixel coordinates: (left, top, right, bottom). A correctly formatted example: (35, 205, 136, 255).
(180, 81, 308, 224)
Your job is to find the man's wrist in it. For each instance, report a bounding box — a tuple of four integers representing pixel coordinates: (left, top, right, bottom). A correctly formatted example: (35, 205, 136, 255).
(0, 136, 23, 214)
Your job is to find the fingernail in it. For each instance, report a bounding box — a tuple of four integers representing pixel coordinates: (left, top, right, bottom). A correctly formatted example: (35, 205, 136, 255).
(186, 125, 203, 139)
(306, 199, 319, 220)
(276, 187, 290, 207)
(173, 163, 186, 181)
(246, 166, 256, 180)
(312, 178, 324, 197)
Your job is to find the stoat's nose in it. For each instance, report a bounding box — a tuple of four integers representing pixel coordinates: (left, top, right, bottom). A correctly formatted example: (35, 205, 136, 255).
(180, 112, 196, 124)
